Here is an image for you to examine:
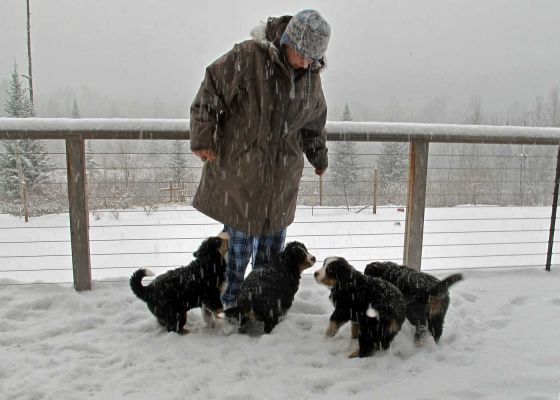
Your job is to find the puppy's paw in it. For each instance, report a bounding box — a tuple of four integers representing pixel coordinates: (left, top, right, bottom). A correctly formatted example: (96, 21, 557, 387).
(350, 322, 360, 339)
(414, 325, 428, 346)
(215, 319, 237, 336)
(348, 349, 360, 358)
(325, 321, 340, 337)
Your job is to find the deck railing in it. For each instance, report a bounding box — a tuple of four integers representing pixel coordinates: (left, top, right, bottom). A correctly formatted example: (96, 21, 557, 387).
(1, 118, 559, 291)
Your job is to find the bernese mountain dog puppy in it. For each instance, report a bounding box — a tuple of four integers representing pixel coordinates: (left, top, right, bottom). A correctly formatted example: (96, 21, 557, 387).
(130, 231, 229, 334)
(315, 257, 406, 358)
(225, 241, 316, 334)
(364, 261, 463, 344)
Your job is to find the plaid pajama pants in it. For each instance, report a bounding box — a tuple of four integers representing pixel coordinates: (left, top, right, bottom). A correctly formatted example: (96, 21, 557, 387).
(221, 224, 287, 308)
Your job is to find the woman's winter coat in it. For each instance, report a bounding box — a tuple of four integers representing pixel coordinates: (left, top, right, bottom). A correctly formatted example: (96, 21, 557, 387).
(190, 16, 328, 235)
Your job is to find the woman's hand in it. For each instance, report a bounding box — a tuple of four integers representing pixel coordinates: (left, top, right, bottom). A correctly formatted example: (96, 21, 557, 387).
(193, 149, 217, 162)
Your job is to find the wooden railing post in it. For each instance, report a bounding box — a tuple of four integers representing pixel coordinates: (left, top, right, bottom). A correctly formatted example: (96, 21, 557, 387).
(66, 136, 92, 291)
(403, 140, 429, 271)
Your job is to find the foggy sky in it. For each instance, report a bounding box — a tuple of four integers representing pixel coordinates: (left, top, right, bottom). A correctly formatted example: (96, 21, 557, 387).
(2, 0, 560, 120)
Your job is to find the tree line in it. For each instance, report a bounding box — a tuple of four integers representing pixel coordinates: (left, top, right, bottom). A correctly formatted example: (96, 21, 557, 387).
(1, 63, 559, 218)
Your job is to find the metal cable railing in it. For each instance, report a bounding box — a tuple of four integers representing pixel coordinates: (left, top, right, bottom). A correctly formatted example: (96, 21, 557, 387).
(1, 207, 557, 282)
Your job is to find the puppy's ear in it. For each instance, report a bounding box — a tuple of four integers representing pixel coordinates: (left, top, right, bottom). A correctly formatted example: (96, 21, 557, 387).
(193, 237, 220, 259)
(283, 244, 294, 259)
(282, 243, 300, 263)
(193, 240, 206, 259)
(333, 258, 355, 283)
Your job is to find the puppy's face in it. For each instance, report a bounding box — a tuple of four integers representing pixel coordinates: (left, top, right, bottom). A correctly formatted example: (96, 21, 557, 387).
(194, 231, 230, 264)
(217, 231, 230, 263)
(284, 241, 316, 273)
(314, 257, 354, 288)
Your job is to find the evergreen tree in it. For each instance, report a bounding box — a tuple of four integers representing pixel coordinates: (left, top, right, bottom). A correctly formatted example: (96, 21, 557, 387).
(4, 64, 34, 117)
(463, 95, 486, 205)
(0, 140, 50, 198)
(377, 142, 408, 204)
(72, 98, 80, 118)
(378, 142, 408, 184)
(85, 140, 98, 178)
(330, 104, 360, 207)
(547, 86, 560, 127)
(168, 141, 188, 184)
(341, 103, 353, 121)
(0, 64, 50, 200)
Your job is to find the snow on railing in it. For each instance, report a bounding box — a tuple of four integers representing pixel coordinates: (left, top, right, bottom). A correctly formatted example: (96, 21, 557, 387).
(1, 118, 560, 144)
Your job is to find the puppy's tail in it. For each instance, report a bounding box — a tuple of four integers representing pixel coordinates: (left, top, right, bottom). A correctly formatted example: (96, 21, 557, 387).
(427, 273, 463, 297)
(129, 268, 155, 302)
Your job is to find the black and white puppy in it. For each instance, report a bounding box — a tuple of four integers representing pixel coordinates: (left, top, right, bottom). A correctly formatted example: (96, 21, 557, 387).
(130, 231, 230, 334)
(225, 241, 316, 334)
(315, 257, 406, 358)
(364, 261, 463, 344)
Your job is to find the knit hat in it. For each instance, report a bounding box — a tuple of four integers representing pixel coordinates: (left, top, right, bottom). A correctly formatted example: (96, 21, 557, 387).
(280, 10, 330, 61)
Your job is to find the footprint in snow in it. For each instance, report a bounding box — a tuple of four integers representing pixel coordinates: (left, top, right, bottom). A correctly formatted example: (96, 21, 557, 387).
(458, 292, 478, 303)
(510, 296, 528, 306)
(551, 298, 560, 306)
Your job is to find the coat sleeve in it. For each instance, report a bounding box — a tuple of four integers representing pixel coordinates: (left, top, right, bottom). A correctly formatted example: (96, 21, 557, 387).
(189, 44, 244, 152)
(301, 88, 328, 170)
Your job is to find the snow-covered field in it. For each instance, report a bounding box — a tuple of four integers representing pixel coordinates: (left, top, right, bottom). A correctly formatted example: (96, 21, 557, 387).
(1, 206, 559, 399)
(0, 205, 556, 283)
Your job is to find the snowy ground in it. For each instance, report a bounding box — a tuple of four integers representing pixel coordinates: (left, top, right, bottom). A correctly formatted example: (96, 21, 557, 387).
(1, 268, 559, 399)
(1, 206, 559, 399)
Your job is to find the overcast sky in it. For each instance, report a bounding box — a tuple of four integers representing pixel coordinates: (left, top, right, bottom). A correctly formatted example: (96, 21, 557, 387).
(2, 0, 560, 119)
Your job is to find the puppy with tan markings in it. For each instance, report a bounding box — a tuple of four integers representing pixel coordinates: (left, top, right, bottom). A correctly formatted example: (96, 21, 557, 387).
(225, 241, 316, 334)
(364, 261, 463, 344)
(130, 232, 230, 334)
(315, 257, 406, 358)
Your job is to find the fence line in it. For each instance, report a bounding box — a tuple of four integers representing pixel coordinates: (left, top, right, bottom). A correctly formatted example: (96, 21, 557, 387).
(1, 118, 560, 289)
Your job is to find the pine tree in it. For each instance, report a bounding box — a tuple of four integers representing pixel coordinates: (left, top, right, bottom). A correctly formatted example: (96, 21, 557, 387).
(85, 140, 98, 179)
(72, 98, 80, 118)
(463, 95, 486, 205)
(330, 104, 360, 207)
(377, 142, 408, 204)
(341, 103, 353, 122)
(0, 139, 50, 199)
(378, 142, 408, 184)
(0, 64, 50, 200)
(169, 141, 188, 184)
(4, 64, 34, 117)
(547, 86, 560, 127)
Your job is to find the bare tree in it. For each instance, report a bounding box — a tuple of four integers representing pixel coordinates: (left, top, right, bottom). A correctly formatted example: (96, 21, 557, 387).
(113, 141, 137, 190)
(532, 96, 545, 127)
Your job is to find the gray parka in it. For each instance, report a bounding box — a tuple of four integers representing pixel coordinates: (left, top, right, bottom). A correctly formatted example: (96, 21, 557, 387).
(190, 16, 328, 235)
